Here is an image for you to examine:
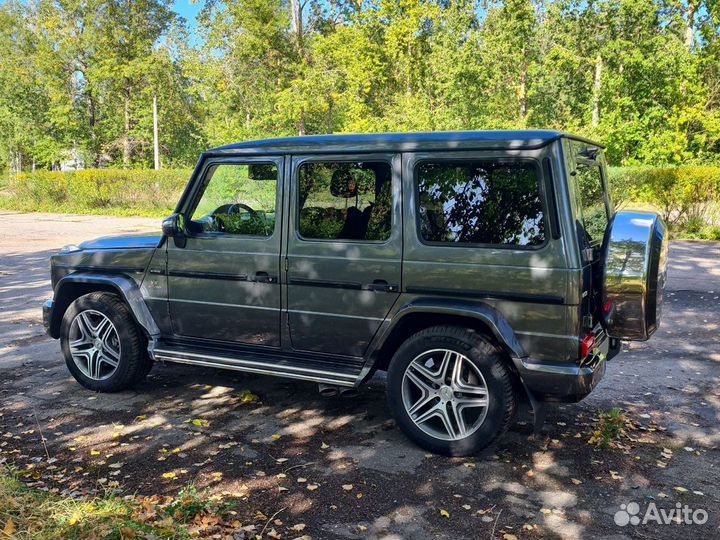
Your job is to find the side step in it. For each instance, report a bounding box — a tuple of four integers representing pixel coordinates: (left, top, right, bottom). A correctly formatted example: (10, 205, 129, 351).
(152, 341, 362, 387)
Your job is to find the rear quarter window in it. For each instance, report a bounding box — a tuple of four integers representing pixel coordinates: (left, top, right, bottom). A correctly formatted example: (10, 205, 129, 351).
(567, 142, 610, 247)
(415, 159, 545, 247)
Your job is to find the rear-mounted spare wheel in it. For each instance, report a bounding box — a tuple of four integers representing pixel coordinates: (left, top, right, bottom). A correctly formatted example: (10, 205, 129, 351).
(601, 210, 669, 341)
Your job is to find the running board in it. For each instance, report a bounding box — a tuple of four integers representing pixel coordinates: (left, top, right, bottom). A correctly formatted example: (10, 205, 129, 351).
(153, 344, 361, 387)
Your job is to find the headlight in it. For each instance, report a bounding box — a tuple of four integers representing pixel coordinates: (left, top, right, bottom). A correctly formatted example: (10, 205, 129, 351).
(59, 244, 82, 253)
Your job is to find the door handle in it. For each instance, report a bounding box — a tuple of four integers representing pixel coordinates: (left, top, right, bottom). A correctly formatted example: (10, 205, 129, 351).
(366, 279, 397, 293)
(254, 271, 276, 284)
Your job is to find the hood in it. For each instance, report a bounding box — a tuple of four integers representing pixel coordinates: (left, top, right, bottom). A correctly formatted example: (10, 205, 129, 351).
(78, 233, 162, 251)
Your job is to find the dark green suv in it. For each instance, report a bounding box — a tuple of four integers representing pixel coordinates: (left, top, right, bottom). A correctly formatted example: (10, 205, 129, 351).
(42, 131, 668, 455)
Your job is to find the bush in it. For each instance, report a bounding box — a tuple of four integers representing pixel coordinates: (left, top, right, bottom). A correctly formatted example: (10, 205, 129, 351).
(1, 169, 191, 216)
(608, 166, 720, 230)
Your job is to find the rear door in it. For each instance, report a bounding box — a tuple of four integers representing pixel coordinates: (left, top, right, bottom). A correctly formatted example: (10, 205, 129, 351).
(285, 154, 402, 357)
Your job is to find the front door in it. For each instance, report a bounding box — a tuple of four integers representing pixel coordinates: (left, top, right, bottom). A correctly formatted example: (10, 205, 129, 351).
(167, 157, 283, 347)
(285, 155, 402, 357)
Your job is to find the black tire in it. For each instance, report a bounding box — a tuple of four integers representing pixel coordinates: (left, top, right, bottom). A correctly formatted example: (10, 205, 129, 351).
(60, 292, 152, 392)
(386, 325, 516, 456)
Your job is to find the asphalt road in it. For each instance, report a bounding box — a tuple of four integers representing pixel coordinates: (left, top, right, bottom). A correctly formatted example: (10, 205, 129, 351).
(1, 211, 719, 540)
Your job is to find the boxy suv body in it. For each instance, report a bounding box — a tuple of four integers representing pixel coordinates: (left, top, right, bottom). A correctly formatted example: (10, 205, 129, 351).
(43, 131, 668, 455)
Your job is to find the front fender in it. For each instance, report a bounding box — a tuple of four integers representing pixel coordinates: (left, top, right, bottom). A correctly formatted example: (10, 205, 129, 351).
(47, 273, 160, 340)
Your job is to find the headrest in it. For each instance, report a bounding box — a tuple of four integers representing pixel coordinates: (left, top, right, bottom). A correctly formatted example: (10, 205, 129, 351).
(330, 168, 358, 198)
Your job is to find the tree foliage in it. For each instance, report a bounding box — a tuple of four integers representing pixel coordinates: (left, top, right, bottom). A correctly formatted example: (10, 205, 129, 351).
(1, 0, 719, 170)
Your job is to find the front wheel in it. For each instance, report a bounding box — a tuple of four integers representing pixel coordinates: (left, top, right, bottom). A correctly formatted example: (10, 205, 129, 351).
(60, 292, 152, 392)
(386, 326, 516, 456)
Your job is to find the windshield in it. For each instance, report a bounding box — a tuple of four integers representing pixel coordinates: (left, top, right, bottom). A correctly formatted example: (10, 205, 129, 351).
(566, 140, 610, 248)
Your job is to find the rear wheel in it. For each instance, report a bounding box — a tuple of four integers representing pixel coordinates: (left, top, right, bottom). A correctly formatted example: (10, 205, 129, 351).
(386, 326, 516, 456)
(61, 292, 152, 392)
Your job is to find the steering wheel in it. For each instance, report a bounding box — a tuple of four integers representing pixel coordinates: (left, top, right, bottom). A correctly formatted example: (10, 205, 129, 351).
(228, 202, 261, 221)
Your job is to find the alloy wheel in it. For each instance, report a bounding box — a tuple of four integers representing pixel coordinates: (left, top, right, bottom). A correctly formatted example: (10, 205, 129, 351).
(68, 309, 121, 381)
(401, 348, 489, 441)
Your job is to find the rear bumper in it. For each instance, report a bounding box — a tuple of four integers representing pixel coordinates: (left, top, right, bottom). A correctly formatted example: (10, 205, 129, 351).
(42, 299, 56, 337)
(514, 331, 618, 403)
(514, 355, 606, 402)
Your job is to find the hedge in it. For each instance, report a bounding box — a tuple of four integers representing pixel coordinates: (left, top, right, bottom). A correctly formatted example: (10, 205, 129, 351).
(0, 169, 191, 216)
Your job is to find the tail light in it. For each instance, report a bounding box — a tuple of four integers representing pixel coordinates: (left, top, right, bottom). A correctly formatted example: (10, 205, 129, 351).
(581, 332, 597, 358)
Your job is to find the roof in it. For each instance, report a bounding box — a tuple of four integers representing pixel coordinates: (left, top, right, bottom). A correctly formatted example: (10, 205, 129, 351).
(207, 130, 601, 155)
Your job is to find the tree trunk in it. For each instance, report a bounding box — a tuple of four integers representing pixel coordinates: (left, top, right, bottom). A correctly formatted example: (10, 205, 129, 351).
(685, 1, 696, 50)
(87, 89, 99, 167)
(122, 87, 131, 169)
(289, 0, 304, 50)
(299, 109, 306, 136)
(519, 53, 528, 119)
(153, 94, 160, 170)
(592, 54, 603, 128)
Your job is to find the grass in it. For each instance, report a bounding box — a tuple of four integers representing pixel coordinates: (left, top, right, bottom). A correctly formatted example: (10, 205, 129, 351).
(588, 408, 627, 449)
(0, 195, 174, 218)
(0, 467, 191, 539)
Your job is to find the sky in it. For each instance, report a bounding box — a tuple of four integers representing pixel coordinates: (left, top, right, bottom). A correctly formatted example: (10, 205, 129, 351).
(172, 0, 202, 33)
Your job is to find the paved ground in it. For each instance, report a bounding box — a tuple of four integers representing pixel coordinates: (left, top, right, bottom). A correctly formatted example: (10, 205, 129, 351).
(1, 211, 719, 540)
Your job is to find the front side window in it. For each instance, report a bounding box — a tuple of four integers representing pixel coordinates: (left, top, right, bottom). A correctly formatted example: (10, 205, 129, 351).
(191, 163, 278, 236)
(298, 161, 392, 241)
(416, 160, 545, 246)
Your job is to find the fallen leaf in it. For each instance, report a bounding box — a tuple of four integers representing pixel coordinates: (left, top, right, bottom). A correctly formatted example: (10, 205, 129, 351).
(571, 478, 582, 485)
(90, 449, 100, 456)
(3, 519, 16, 538)
(307, 484, 319, 491)
(239, 390, 260, 404)
(321, 442, 329, 449)
(135, 415, 147, 421)
(162, 472, 177, 480)
(440, 509, 450, 518)
(190, 419, 209, 427)
(674, 486, 688, 493)
(503, 535, 518, 540)
(271, 434, 281, 440)
(342, 484, 353, 491)
(291, 524, 306, 531)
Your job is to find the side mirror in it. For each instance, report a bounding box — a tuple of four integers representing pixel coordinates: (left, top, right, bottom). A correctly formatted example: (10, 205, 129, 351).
(162, 213, 187, 247)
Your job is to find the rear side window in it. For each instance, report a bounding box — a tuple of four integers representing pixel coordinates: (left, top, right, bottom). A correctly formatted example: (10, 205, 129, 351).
(416, 160, 545, 246)
(298, 161, 392, 241)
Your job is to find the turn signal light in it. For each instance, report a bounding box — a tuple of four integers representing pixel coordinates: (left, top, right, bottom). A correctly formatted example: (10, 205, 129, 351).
(581, 332, 596, 358)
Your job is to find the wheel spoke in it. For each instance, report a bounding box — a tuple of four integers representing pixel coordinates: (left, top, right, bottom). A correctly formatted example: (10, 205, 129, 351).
(96, 318, 113, 342)
(405, 367, 435, 394)
(76, 312, 94, 339)
(407, 391, 437, 417)
(436, 350, 454, 383)
(437, 405, 458, 439)
(99, 351, 119, 369)
(448, 401, 466, 438)
(103, 340, 121, 361)
(70, 337, 93, 350)
(410, 361, 441, 386)
(412, 402, 443, 426)
(455, 396, 489, 410)
(87, 350, 101, 379)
